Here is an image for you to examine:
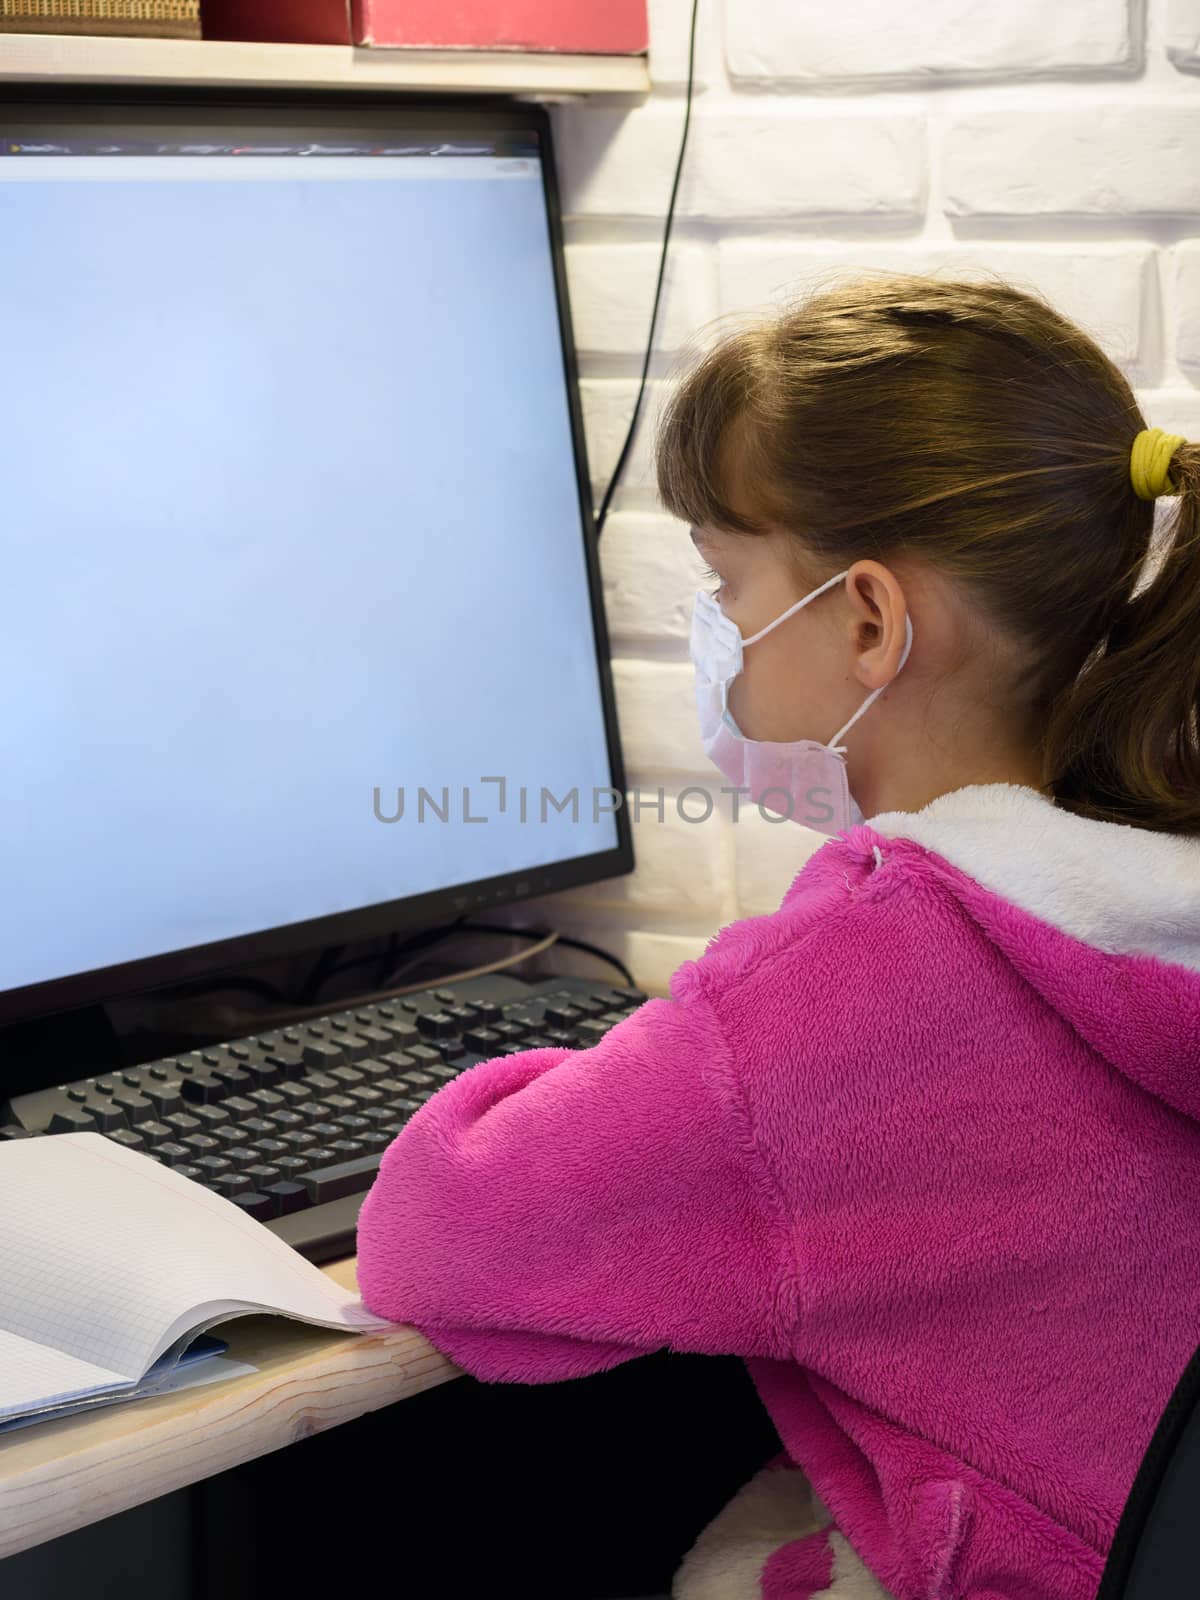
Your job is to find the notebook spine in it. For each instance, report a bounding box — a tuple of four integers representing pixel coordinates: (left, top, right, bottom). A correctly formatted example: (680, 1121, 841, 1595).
(0, 0, 200, 36)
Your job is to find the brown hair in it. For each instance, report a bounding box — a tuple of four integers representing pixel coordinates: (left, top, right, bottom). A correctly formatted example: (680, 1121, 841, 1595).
(654, 269, 1200, 835)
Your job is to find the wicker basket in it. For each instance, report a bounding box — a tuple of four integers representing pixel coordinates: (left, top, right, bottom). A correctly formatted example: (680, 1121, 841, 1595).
(0, 0, 200, 37)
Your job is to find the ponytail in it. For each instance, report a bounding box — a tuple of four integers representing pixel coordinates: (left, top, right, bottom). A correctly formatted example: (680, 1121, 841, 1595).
(1042, 437, 1200, 834)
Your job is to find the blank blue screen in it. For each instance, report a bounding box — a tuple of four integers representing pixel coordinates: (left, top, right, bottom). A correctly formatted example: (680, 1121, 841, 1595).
(0, 151, 619, 992)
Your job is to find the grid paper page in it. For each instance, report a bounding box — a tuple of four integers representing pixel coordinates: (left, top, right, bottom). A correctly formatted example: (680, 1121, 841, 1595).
(0, 1352, 260, 1435)
(0, 1326, 129, 1417)
(0, 1133, 395, 1412)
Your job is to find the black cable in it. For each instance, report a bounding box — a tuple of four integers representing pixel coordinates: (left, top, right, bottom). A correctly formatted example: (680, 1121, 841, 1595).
(296, 943, 346, 1005)
(554, 935, 636, 990)
(592, 0, 700, 541)
(457, 921, 636, 989)
(376, 931, 398, 985)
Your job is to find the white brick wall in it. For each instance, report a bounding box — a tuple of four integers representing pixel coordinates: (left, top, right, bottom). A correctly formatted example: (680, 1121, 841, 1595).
(519, 0, 1200, 997)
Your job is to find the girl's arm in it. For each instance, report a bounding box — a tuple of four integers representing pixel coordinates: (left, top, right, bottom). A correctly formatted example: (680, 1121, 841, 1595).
(354, 992, 797, 1383)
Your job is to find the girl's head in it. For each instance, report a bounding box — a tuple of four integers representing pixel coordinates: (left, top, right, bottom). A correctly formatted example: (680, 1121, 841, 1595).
(655, 270, 1200, 833)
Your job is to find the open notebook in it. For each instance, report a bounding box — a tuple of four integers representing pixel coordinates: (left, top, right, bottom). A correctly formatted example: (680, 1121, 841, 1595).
(0, 1132, 396, 1426)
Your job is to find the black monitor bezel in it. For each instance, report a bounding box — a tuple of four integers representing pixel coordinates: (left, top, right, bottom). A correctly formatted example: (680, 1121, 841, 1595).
(0, 89, 634, 1025)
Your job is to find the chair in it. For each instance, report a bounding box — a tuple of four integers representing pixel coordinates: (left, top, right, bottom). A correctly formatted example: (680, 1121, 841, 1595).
(1097, 1339, 1200, 1597)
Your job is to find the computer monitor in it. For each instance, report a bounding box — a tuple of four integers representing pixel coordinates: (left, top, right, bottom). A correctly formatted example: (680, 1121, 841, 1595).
(0, 95, 633, 1026)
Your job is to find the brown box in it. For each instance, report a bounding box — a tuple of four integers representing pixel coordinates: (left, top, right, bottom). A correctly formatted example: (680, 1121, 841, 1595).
(0, 0, 200, 37)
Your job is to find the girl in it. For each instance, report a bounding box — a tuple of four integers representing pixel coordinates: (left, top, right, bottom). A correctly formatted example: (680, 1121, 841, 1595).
(355, 272, 1200, 1600)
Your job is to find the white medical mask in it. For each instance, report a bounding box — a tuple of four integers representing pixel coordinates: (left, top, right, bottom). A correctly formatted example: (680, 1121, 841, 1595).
(689, 568, 914, 834)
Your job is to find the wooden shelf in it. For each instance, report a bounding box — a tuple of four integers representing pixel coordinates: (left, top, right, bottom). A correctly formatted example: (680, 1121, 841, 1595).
(0, 31, 650, 97)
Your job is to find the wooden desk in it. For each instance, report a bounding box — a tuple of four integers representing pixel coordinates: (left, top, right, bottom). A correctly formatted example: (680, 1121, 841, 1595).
(0, 1257, 459, 1559)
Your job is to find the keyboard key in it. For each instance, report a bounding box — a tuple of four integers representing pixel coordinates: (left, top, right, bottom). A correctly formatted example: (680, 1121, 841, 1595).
(276, 1081, 312, 1105)
(356, 1058, 394, 1080)
(437, 1039, 466, 1061)
(300, 1152, 384, 1203)
(106, 1128, 146, 1151)
(273, 1156, 312, 1180)
(570, 997, 608, 1018)
(154, 1140, 191, 1166)
(183, 1133, 222, 1155)
(492, 1020, 527, 1042)
(174, 1164, 203, 1183)
(263, 1181, 308, 1216)
(378, 1050, 416, 1074)
(465, 1002, 501, 1023)
(404, 1045, 441, 1066)
(195, 1155, 232, 1179)
(212, 1173, 252, 1199)
(248, 1088, 286, 1110)
(364, 1100, 419, 1124)
(348, 1085, 384, 1106)
(164, 1110, 202, 1135)
(352, 1025, 396, 1054)
(326, 1138, 366, 1161)
(334, 1114, 372, 1135)
(300, 1072, 339, 1094)
(85, 1099, 125, 1132)
(141, 1083, 183, 1117)
(329, 1065, 365, 1087)
(240, 1117, 276, 1140)
(230, 1192, 275, 1220)
(191, 1103, 231, 1128)
(223, 1145, 259, 1166)
(302, 1038, 344, 1069)
(317, 1093, 357, 1115)
(280, 1130, 317, 1152)
(112, 1088, 156, 1126)
(252, 1138, 290, 1160)
(268, 1109, 306, 1131)
(263, 1045, 306, 1079)
(378, 1020, 419, 1048)
(543, 1003, 582, 1027)
(180, 1074, 225, 1105)
(416, 1011, 458, 1039)
(138, 1120, 174, 1145)
(463, 1028, 501, 1054)
(210, 1066, 253, 1095)
(48, 1107, 97, 1134)
(244, 1163, 281, 1190)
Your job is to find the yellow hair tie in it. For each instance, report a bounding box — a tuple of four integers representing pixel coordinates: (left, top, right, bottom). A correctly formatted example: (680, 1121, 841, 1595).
(1130, 426, 1187, 500)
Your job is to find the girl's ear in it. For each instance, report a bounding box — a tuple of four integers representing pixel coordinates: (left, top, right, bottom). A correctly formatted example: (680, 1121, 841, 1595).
(846, 562, 909, 689)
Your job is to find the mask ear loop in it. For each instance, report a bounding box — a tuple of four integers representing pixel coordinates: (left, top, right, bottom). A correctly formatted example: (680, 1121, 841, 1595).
(741, 569, 850, 648)
(827, 613, 914, 755)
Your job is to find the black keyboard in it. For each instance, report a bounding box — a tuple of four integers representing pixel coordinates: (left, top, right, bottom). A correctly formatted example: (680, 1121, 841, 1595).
(0, 972, 646, 1264)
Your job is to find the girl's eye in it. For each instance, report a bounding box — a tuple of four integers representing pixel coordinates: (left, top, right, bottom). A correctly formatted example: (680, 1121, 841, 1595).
(701, 562, 723, 596)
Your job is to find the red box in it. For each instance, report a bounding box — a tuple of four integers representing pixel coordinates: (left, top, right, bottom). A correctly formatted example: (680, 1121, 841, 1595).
(202, 0, 648, 53)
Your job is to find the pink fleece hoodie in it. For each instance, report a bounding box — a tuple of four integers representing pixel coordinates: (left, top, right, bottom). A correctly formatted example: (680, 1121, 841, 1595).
(354, 782, 1200, 1600)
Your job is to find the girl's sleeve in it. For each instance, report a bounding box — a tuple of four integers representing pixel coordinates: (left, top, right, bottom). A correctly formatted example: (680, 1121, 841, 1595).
(353, 993, 797, 1383)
